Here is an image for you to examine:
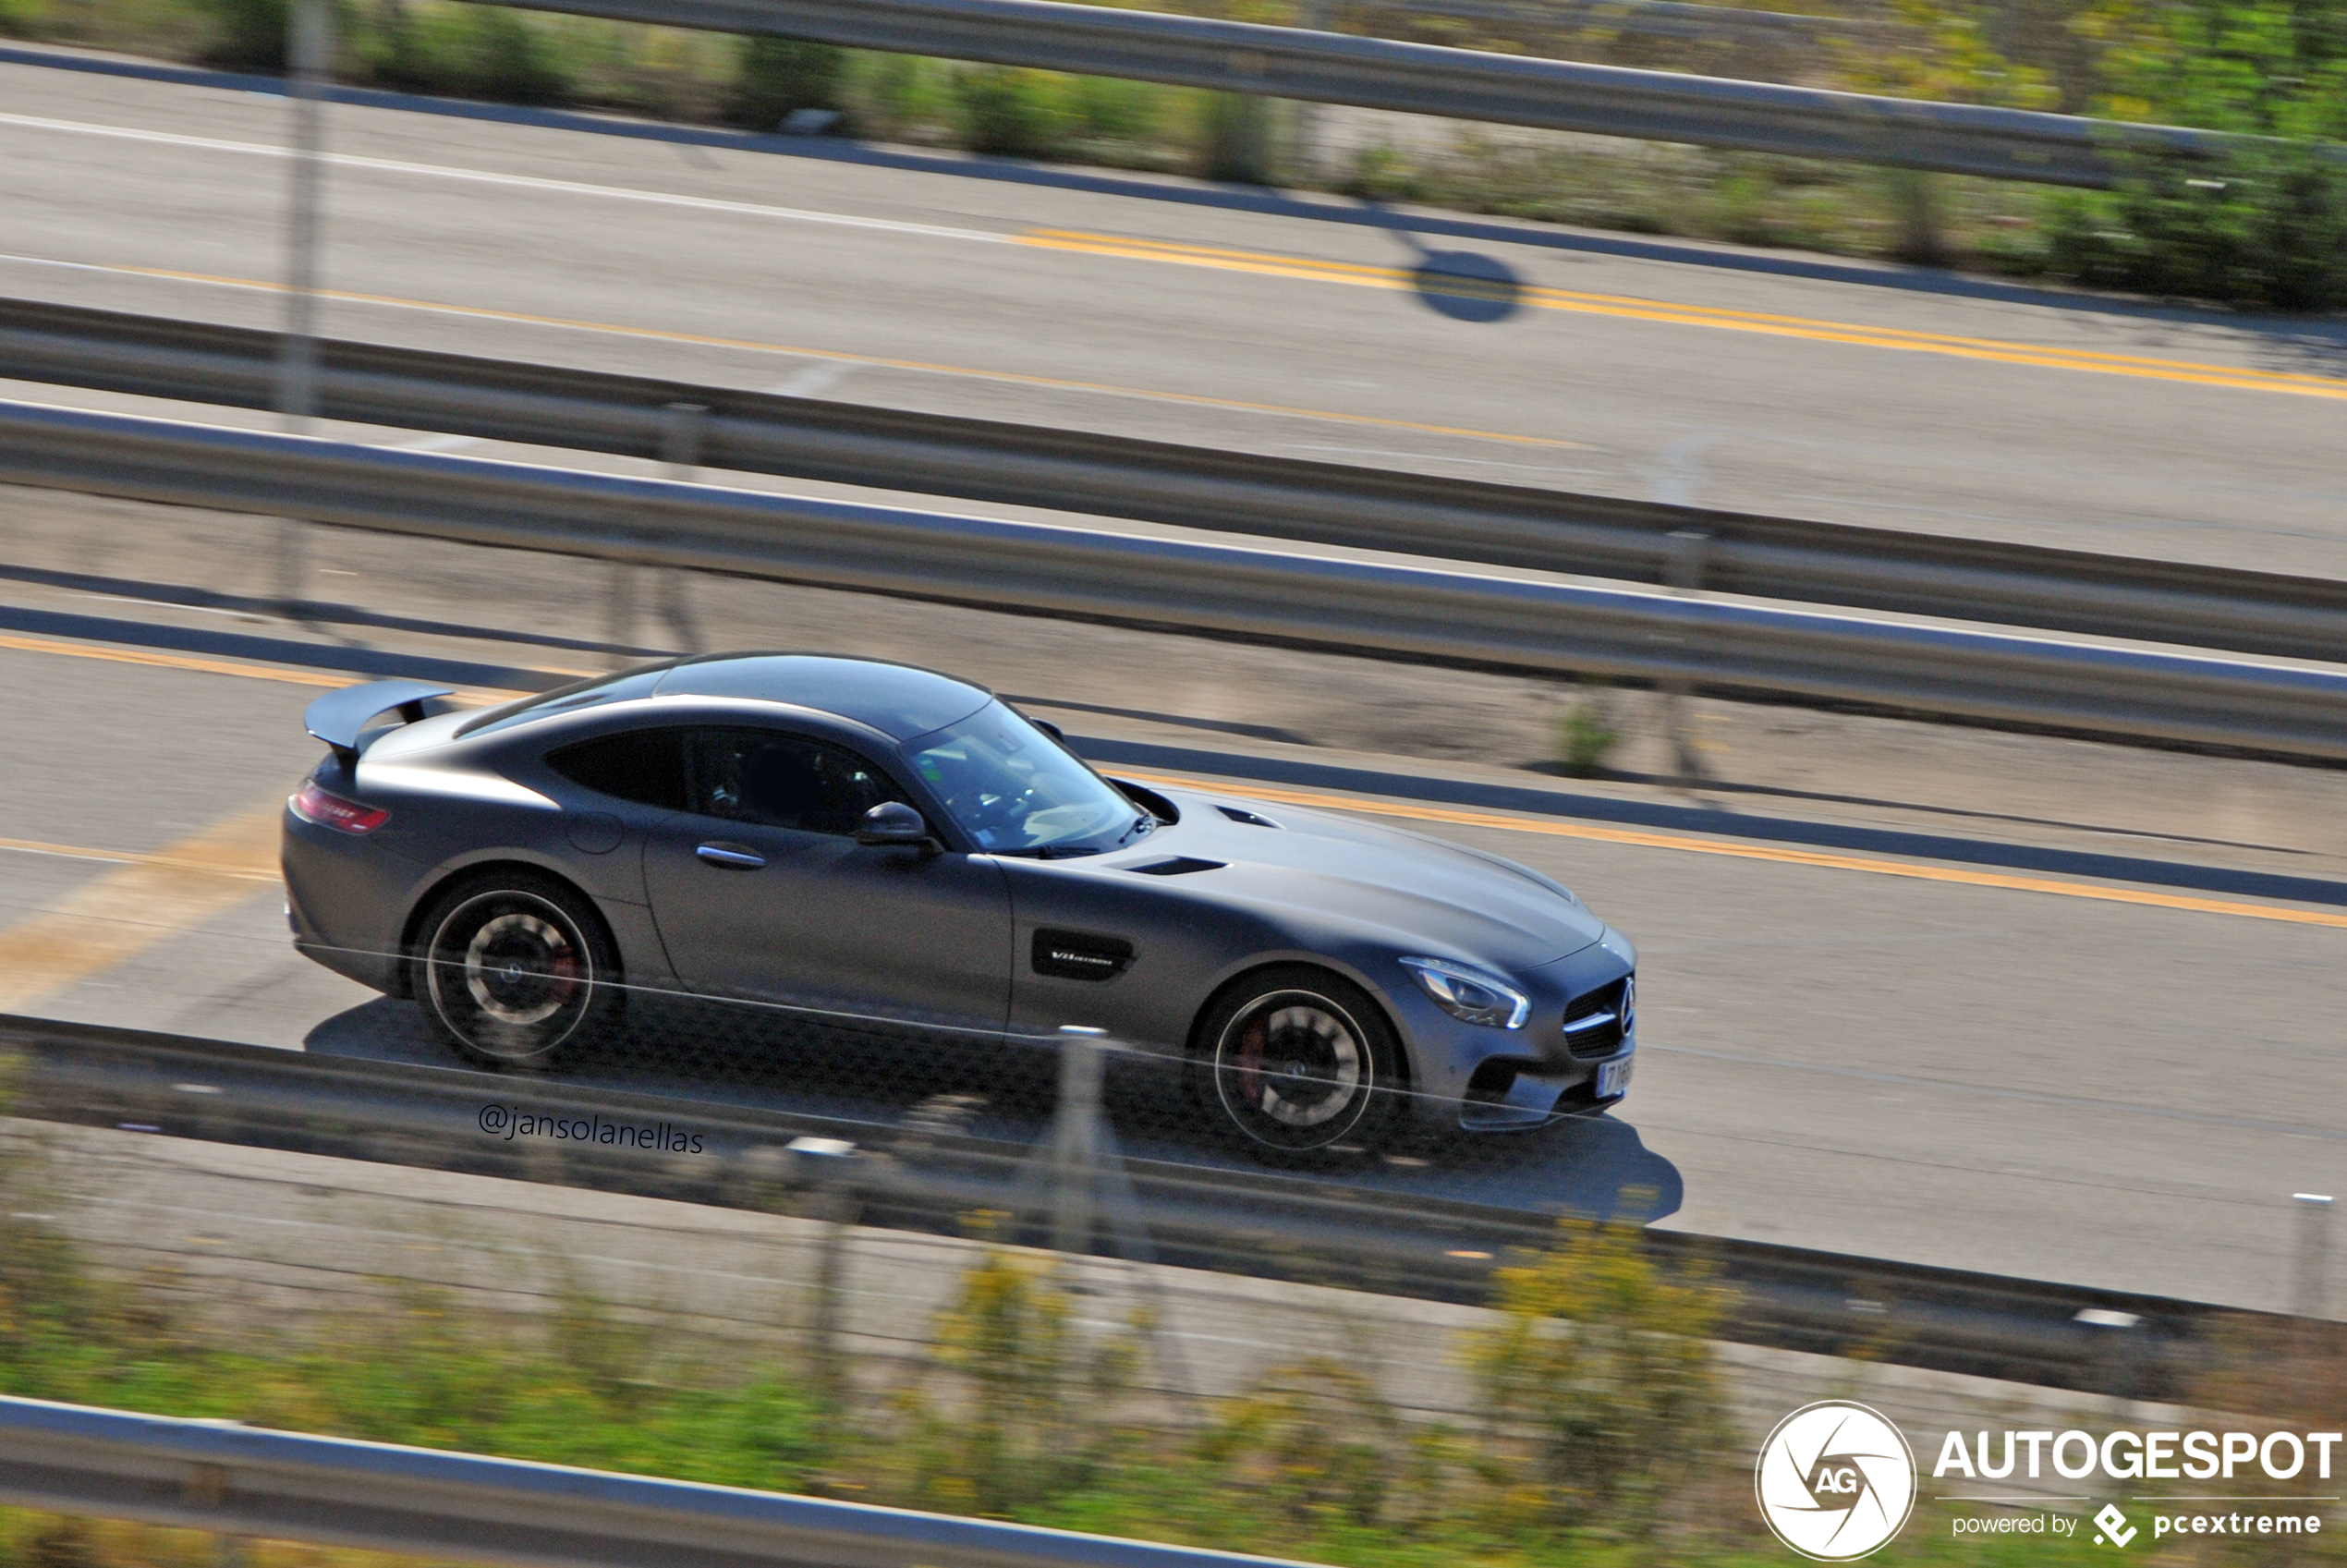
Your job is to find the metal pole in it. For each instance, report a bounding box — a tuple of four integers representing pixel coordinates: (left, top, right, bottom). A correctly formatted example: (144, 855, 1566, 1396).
(2293, 1193, 2333, 1319)
(1290, 0, 1331, 180)
(1661, 526, 1710, 792)
(658, 402, 708, 655)
(605, 560, 637, 669)
(274, 0, 330, 618)
(1050, 1027, 1106, 1258)
(788, 1136, 859, 1432)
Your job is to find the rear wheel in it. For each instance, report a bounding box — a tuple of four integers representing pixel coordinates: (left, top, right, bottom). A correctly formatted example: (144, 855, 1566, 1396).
(415, 874, 618, 1068)
(1194, 966, 1404, 1162)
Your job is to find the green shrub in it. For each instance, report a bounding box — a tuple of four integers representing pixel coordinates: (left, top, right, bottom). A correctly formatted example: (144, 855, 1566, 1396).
(893, 1243, 1144, 1513)
(1554, 695, 1623, 778)
(360, 1, 569, 104)
(2043, 0, 2347, 309)
(725, 36, 845, 130)
(2046, 141, 2347, 309)
(190, 0, 286, 70)
(464, 5, 567, 104)
(848, 52, 952, 140)
(0, 0, 47, 39)
(1341, 142, 1421, 201)
(1465, 1214, 1734, 1537)
(1194, 1356, 1402, 1528)
(1064, 73, 1160, 142)
(954, 65, 1067, 157)
(1198, 90, 1272, 183)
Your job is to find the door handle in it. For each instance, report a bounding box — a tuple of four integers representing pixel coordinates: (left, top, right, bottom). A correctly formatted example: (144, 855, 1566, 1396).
(695, 842, 766, 869)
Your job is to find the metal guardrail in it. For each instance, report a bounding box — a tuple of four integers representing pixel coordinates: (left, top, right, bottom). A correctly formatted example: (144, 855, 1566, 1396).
(0, 1014, 2240, 1394)
(10, 298, 2347, 667)
(489, 0, 2232, 187)
(0, 1395, 1319, 1568)
(8, 396, 2347, 759)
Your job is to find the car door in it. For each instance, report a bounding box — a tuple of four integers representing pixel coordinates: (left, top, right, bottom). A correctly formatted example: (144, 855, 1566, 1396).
(640, 726, 1013, 1033)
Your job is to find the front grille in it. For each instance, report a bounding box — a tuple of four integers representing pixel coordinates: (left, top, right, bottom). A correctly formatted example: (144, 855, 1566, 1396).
(1562, 976, 1631, 1060)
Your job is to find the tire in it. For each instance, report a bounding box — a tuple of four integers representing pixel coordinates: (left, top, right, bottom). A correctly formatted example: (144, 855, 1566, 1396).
(1192, 965, 1405, 1162)
(413, 872, 619, 1069)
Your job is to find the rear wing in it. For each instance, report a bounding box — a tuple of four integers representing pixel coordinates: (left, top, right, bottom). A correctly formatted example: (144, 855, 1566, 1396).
(304, 679, 456, 762)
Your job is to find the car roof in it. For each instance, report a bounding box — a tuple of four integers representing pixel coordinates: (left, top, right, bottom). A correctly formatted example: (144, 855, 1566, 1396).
(652, 654, 992, 741)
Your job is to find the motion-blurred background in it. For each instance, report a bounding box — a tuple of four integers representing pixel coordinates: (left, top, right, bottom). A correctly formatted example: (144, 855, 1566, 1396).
(0, 0, 2342, 1562)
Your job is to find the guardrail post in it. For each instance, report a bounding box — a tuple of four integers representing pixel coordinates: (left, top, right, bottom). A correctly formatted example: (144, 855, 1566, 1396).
(604, 559, 638, 670)
(1887, 167, 1948, 266)
(2293, 1192, 2333, 1319)
(1049, 1027, 1106, 1256)
(2073, 1307, 2144, 1405)
(1288, 0, 1332, 179)
(1662, 527, 1711, 792)
(657, 402, 708, 655)
(274, 0, 331, 619)
(1014, 1028, 1198, 1400)
(789, 1136, 861, 1432)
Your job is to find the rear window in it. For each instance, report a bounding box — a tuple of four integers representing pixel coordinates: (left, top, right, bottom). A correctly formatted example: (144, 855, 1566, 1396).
(456, 666, 672, 740)
(546, 729, 688, 811)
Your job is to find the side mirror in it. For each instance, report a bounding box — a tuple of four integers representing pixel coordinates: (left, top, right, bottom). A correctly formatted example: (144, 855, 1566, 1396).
(855, 800, 937, 851)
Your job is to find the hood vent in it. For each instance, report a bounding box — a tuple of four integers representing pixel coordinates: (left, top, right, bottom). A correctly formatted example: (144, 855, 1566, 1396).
(1215, 805, 1280, 828)
(1127, 857, 1226, 876)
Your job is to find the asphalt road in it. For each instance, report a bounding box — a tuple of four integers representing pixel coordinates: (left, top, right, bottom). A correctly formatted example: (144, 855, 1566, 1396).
(1, 609, 2341, 1320)
(2, 50, 2345, 583)
(2, 46, 2343, 1319)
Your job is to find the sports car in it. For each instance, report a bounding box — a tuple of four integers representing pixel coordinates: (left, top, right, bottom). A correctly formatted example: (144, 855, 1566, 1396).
(282, 653, 1636, 1158)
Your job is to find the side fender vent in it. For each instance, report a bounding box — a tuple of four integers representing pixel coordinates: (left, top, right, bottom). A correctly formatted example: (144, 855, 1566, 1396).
(1127, 857, 1225, 876)
(1032, 929, 1135, 981)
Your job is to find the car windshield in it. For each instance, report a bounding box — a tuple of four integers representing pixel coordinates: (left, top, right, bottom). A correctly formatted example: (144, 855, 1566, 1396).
(903, 703, 1145, 855)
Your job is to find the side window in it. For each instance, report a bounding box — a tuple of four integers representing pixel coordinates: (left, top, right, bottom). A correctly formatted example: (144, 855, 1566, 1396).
(687, 731, 905, 836)
(545, 729, 687, 810)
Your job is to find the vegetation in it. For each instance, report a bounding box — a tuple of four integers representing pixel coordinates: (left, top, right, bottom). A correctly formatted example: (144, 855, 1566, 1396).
(724, 37, 845, 131)
(6, 0, 2339, 306)
(1554, 695, 1624, 778)
(3, 1072, 2341, 1565)
(2041, 0, 2347, 308)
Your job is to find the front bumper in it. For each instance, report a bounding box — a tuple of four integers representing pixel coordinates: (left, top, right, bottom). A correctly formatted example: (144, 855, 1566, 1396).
(1379, 934, 1637, 1134)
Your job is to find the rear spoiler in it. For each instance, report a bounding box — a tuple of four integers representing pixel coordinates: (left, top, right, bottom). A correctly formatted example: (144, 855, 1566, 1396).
(304, 679, 456, 762)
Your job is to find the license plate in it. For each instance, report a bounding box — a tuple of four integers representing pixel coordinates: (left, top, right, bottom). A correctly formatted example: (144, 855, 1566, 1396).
(1597, 1056, 1634, 1098)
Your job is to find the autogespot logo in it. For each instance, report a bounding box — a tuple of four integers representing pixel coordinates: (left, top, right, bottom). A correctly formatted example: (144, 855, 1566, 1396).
(1757, 1402, 1919, 1561)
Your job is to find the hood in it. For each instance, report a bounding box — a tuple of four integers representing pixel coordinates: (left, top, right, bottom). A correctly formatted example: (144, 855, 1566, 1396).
(1111, 784, 1607, 971)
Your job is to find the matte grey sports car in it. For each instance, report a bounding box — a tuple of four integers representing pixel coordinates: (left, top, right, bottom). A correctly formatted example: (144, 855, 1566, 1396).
(283, 653, 1636, 1158)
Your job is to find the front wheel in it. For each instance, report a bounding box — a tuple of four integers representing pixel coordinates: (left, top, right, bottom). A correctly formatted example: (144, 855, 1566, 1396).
(1193, 966, 1405, 1162)
(415, 874, 619, 1068)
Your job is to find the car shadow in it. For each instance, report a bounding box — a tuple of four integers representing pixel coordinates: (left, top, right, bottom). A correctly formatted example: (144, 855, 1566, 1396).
(302, 994, 1683, 1223)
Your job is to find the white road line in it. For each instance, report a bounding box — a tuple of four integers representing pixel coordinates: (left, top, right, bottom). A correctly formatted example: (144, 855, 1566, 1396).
(0, 111, 1010, 244)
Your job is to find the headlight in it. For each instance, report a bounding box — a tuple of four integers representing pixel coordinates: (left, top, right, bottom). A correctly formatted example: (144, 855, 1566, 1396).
(1398, 956, 1529, 1029)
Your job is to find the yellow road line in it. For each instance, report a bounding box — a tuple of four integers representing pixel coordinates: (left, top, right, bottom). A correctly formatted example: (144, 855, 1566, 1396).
(0, 631, 560, 696)
(1119, 769, 2347, 930)
(60, 259, 1587, 452)
(0, 833, 279, 880)
(0, 804, 286, 1013)
(6, 629, 2335, 930)
(0, 630, 359, 687)
(1021, 229, 2347, 402)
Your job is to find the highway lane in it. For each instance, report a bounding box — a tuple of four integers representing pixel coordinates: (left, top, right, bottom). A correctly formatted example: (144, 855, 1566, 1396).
(4, 55, 2347, 580)
(1, 618, 2341, 1319)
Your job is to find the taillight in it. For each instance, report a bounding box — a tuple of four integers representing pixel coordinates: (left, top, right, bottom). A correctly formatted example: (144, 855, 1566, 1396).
(290, 782, 390, 835)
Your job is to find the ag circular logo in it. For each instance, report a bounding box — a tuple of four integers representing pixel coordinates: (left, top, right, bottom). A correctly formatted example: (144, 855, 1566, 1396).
(1755, 1401, 1916, 1561)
